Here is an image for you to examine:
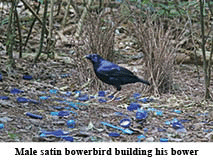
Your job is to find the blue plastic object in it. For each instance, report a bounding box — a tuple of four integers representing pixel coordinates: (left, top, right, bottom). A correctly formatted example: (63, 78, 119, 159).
(139, 97, 148, 103)
(0, 96, 9, 100)
(40, 129, 69, 137)
(0, 73, 2, 81)
(165, 121, 171, 125)
(0, 123, 4, 129)
(17, 97, 29, 103)
(49, 89, 58, 94)
(136, 110, 147, 120)
(39, 96, 50, 100)
(120, 118, 131, 128)
(101, 121, 133, 134)
(29, 99, 39, 104)
(160, 138, 168, 142)
(77, 94, 89, 101)
(26, 112, 43, 119)
(61, 136, 74, 142)
(10, 88, 24, 94)
(98, 98, 107, 103)
(155, 110, 163, 116)
(67, 120, 76, 128)
(137, 134, 146, 139)
(50, 112, 59, 116)
(108, 132, 120, 137)
(23, 75, 33, 80)
(58, 111, 70, 117)
(172, 121, 184, 129)
(133, 93, 141, 99)
(173, 109, 182, 114)
(127, 102, 141, 111)
(98, 91, 106, 97)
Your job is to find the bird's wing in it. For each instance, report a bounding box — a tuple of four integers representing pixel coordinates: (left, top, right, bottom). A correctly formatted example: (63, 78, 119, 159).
(97, 61, 134, 77)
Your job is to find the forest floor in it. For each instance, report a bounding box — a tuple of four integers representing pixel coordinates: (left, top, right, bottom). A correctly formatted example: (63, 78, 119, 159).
(0, 51, 213, 142)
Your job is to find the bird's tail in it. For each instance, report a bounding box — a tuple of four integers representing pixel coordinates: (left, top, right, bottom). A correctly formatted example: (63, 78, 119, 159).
(139, 78, 150, 85)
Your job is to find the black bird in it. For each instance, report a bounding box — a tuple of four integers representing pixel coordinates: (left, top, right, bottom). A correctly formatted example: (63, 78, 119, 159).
(85, 54, 150, 97)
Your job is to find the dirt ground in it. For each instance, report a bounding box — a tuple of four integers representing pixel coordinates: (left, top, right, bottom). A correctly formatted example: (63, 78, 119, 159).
(0, 54, 213, 142)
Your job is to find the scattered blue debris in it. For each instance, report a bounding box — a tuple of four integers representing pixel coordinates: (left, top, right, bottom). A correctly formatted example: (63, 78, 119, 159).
(39, 96, 50, 100)
(160, 138, 168, 142)
(165, 120, 171, 125)
(98, 91, 106, 97)
(173, 109, 182, 114)
(139, 97, 148, 103)
(50, 112, 59, 116)
(49, 89, 58, 94)
(136, 110, 148, 120)
(143, 128, 148, 132)
(52, 106, 64, 110)
(108, 132, 120, 137)
(77, 94, 89, 101)
(26, 112, 43, 119)
(120, 118, 131, 128)
(58, 111, 70, 117)
(40, 129, 69, 137)
(155, 110, 163, 116)
(10, 88, 24, 94)
(98, 98, 107, 103)
(67, 120, 76, 128)
(127, 102, 141, 111)
(0, 96, 9, 100)
(137, 134, 146, 140)
(108, 95, 114, 99)
(0, 123, 4, 129)
(114, 112, 129, 118)
(74, 90, 81, 94)
(158, 128, 166, 132)
(61, 73, 72, 78)
(51, 110, 77, 117)
(180, 119, 191, 123)
(90, 95, 95, 99)
(172, 121, 184, 129)
(197, 113, 208, 116)
(17, 97, 29, 103)
(101, 121, 133, 134)
(114, 97, 121, 101)
(28, 99, 39, 104)
(23, 75, 33, 80)
(61, 136, 74, 142)
(63, 91, 72, 97)
(133, 93, 141, 99)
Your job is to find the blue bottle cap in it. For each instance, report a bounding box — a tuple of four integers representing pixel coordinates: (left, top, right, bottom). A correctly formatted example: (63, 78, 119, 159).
(0, 123, 4, 129)
(67, 120, 75, 128)
(120, 118, 131, 128)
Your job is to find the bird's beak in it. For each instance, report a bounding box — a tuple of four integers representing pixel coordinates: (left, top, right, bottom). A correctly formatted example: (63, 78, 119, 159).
(83, 55, 87, 59)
